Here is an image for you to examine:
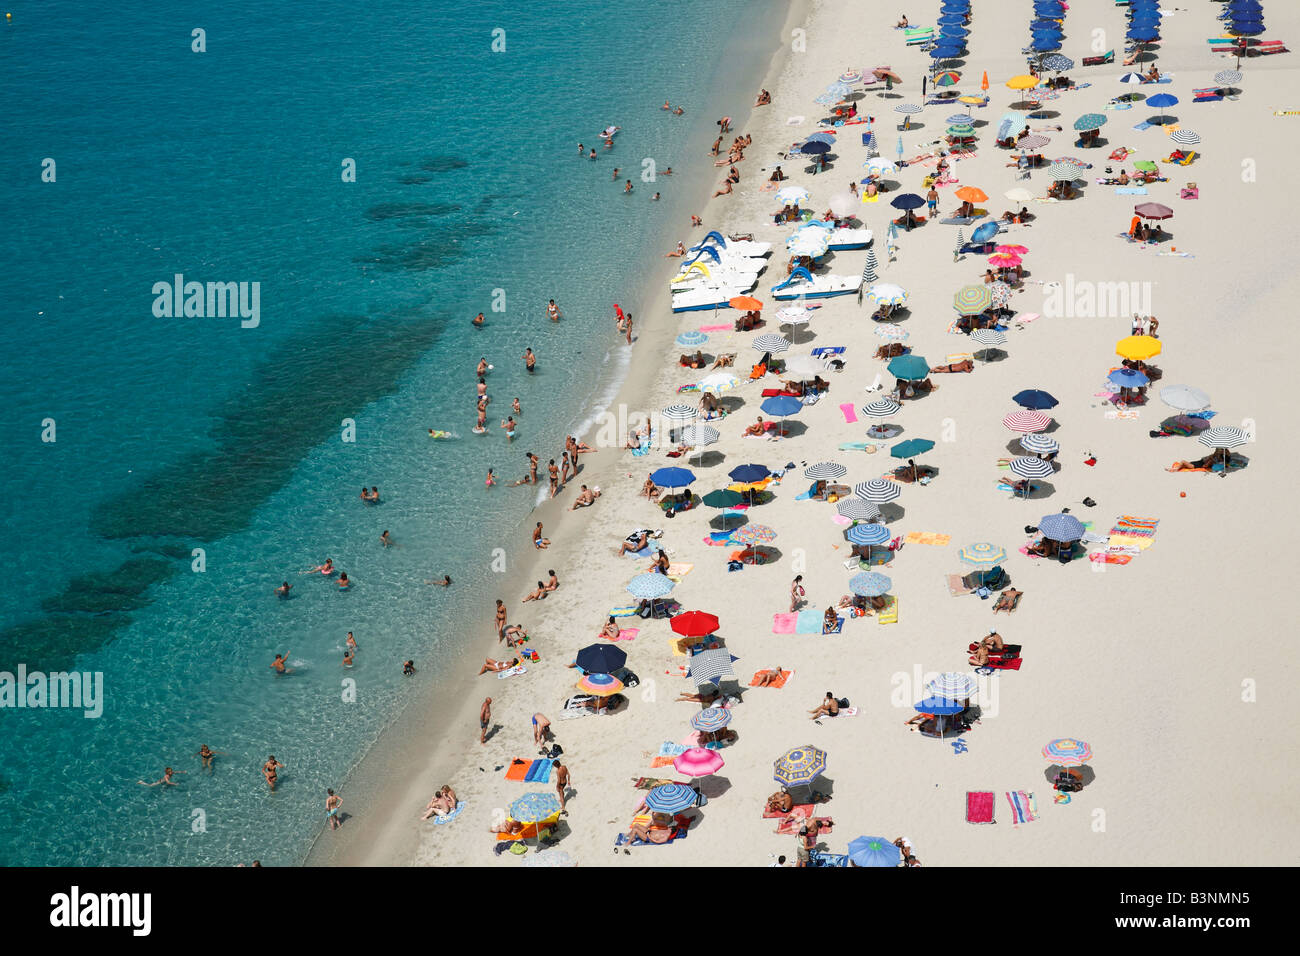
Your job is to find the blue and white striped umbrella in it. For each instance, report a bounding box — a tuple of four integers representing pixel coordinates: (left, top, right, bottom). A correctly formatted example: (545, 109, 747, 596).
(1019, 432, 1058, 454)
(971, 328, 1007, 347)
(1169, 129, 1200, 146)
(1038, 513, 1085, 542)
(509, 791, 561, 823)
(805, 461, 847, 480)
(836, 497, 882, 521)
(862, 398, 903, 418)
(929, 672, 979, 699)
(846, 523, 891, 546)
(675, 330, 709, 347)
(1010, 455, 1055, 479)
(662, 403, 698, 422)
(627, 573, 675, 599)
(690, 707, 732, 733)
(752, 333, 791, 354)
(854, 478, 902, 502)
(894, 103, 922, 115)
(1118, 72, 1145, 85)
(848, 571, 892, 596)
(644, 782, 698, 814)
(687, 647, 738, 688)
(1197, 426, 1248, 449)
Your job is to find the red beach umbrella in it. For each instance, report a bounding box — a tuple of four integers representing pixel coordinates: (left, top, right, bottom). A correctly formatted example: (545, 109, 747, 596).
(671, 611, 721, 637)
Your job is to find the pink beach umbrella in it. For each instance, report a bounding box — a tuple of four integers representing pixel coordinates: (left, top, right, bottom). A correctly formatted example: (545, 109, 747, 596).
(673, 746, 724, 790)
(1002, 410, 1052, 433)
(988, 252, 1022, 267)
(995, 244, 1029, 255)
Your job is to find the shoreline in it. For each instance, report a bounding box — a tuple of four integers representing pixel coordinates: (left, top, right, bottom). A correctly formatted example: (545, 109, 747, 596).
(304, 0, 803, 866)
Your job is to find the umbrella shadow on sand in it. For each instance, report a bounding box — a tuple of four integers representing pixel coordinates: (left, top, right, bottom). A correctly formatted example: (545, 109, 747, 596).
(1022, 480, 1057, 499)
(688, 450, 727, 468)
(877, 502, 906, 523)
(696, 775, 734, 801)
(1044, 764, 1096, 788)
(975, 347, 1009, 363)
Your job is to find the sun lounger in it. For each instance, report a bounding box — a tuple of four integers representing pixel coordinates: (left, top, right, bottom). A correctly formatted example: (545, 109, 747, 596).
(966, 791, 996, 824)
(1082, 51, 1114, 66)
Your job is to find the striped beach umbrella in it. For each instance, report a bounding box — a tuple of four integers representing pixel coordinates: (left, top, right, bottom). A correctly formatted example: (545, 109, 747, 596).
(863, 157, 896, 174)
(773, 746, 827, 788)
(509, 791, 561, 824)
(935, 70, 961, 87)
(644, 782, 698, 814)
(836, 498, 882, 521)
(626, 573, 675, 600)
(846, 523, 890, 546)
(697, 373, 740, 394)
(675, 330, 709, 347)
(576, 672, 624, 696)
(848, 570, 892, 596)
(847, 836, 902, 868)
(1160, 385, 1210, 413)
(930, 672, 979, 699)
(1118, 72, 1145, 85)
(1042, 54, 1074, 72)
(1116, 335, 1162, 361)
(1047, 161, 1081, 182)
(894, 103, 922, 115)
(690, 707, 732, 733)
(686, 648, 737, 688)
(958, 542, 1006, 566)
(1020, 134, 1050, 149)
(775, 185, 810, 206)
(988, 253, 1022, 270)
(1214, 69, 1243, 86)
(862, 398, 902, 419)
(972, 329, 1007, 354)
(1010, 455, 1055, 479)
(675, 747, 724, 778)
(873, 323, 908, 342)
(731, 524, 776, 545)
(1019, 432, 1058, 454)
(1169, 129, 1200, 146)
(868, 283, 908, 307)
(661, 403, 698, 422)
(1003, 410, 1052, 432)
(860, 247, 880, 288)
(1198, 426, 1248, 449)
(804, 461, 847, 480)
(1043, 738, 1093, 766)
(1038, 513, 1085, 542)
(752, 333, 791, 354)
(679, 424, 720, 448)
(838, 69, 863, 83)
(855, 478, 902, 502)
(954, 284, 994, 314)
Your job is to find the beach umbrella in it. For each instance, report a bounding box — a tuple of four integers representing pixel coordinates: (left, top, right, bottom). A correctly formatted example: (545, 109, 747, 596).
(783, 355, 826, 378)
(575, 643, 627, 674)
(1214, 69, 1243, 86)
(854, 478, 902, 503)
(729, 294, 764, 311)
(1030, 37, 1061, 52)
(985, 282, 1013, 307)
(954, 228, 965, 258)
(960, 94, 986, 108)
(1169, 130, 1200, 146)
(890, 437, 934, 458)
(804, 132, 837, 146)
(650, 467, 695, 490)
(675, 747, 724, 779)
(1003, 410, 1052, 432)
(686, 648, 738, 688)
(1006, 75, 1040, 92)
(775, 185, 810, 206)
(997, 111, 1023, 140)
(868, 283, 908, 307)
(1038, 513, 1085, 542)
(846, 524, 891, 547)
(1043, 738, 1092, 766)
(675, 330, 709, 347)
(938, 13, 965, 25)
(644, 782, 699, 814)
(509, 791, 562, 824)
(752, 333, 791, 354)
(890, 192, 926, 210)
(959, 542, 1006, 566)
(1135, 202, 1173, 220)
(702, 488, 744, 510)
(863, 157, 897, 175)
(804, 461, 847, 480)
(847, 836, 902, 868)
(946, 113, 972, 126)
(1198, 426, 1248, 450)
(728, 463, 771, 484)
(773, 746, 827, 789)
(873, 323, 908, 342)
(775, 304, 812, 325)
(996, 243, 1029, 254)
(1145, 93, 1179, 124)
(1109, 368, 1150, 389)
(893, 103, 922, 115)
(788, 231, 830, 257)
(1020, 134, 1050, 149)
(799, 140, 831, 156)
(838, 69, 863, 83)
(1118, 72, 1145, 85)
(1004, 187, 1034, 202)
(971, 328, 1007, 353)
(731, 523, 776, 546)
(896, 136, 904, 159)
(522, 848, 576, 868)
(1160, 385, 1211, 413)
(697, 373, 740, 395)
(661, 404, 698, 424)
(760, 394, 803, 418)
(954, 284, 994, 314)
(872, 67, 902, 83)
(987, 252, 1021, 268)
(888, 355, 929, 381)
(627, 573, 674, 600)
(914, 696, 965, 737)
(836, 497, 882, 521)
(825, 81, 852, 97)
(954, 186, 989, 203)
(1042, 54, 1074, 72)
(1116, 335, 1161, 361)
(946, 124, 976, 137)
(1019, 432, 1058, 455)
(930, 672, 979, 699)
(935, 71, 961, 87)
(862, 398, 903, 419)
(971, 221, 1000, 243)
(671, 611, 721, 640)
(1047, 161, 1080, 182)
(576, 671, 624, 697)
(858, 247, 880, 293)
(1073, 113, 1107, 132)
(1010, 455, 1054, 480)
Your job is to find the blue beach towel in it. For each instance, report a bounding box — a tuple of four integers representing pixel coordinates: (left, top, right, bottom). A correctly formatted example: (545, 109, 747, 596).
(432, 801, 465, 825)
(795, 609, 826, 634)
(1115, 186, 1148, 195)
(525, 759, 555, 783)
(811, 346, 846, 357)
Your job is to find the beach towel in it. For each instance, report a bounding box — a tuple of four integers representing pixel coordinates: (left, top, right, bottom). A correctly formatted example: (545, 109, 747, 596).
(861, 193, 880, 203)
(750, 668, 792, 688)
(905, 531, 951, 546)
(431, 801, 465, 825)
(611, 605, 639, 617)
(649, 755, 676, 768)
(758, 181, 779, 193)
(1115, 186, 1148, 195)
(497, 664, 527, 679)
(1131, 121, 1152, 131)
(1089, 551, 1133, 566)
(615, 824, 689, 847)
(966, 791, 996, 824)
(1118, 514, 1160, 530)
(946, 574, 973, 596)
(877, 596, 898, 625)
(1006, 790, 1038, 826)
(811, 346, 845, 357)
(699, 323, 731, 332)
(504, 758, 531, 781)
(795, 609, 826, 634)
(625, 546, 653, 559)
(664, 563, 694, 580)
(657, 741, 722, 757)
(839, 402, 859, 423)
(837, 441, 871, 452)
(516, 759, 554, 783)
(771, 612, 797, 634)
(613, 627, 639, 642)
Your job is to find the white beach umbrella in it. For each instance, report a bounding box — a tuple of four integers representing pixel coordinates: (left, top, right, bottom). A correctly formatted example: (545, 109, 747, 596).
(788, 231, 830, 256)
(776, 185, 810, 205)
(775, 305, 813, 324)
(874, 323, 909, 342)
(863, 157, 898, 174)
(697, 373, 740, 394)
(661, 404, 698, 422)
(867, 283, 908, 306)
(784, 354, 827, 377)
(1004, 187, 1034, 202)
(829, 193, 857, 218)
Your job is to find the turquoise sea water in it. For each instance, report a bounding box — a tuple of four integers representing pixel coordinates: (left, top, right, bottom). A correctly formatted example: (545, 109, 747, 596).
(0, 0, 772, 864)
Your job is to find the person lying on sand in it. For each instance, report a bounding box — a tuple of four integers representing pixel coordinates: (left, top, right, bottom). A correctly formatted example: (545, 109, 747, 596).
(521, 581, 547, 603)
(743, 416, 767, 437)
(930, 359, 974, 373)
(478, 657, 519, 675)
(766, 789, 794, 814)
(754, 667, 785, 687)
(676, 689, 720, 704)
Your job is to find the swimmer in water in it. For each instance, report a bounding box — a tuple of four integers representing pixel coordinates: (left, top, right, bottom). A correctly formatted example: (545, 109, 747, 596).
(380, 530, 392, 548)
(486, 468, 496, 487)
(663, 167, 673, 176)
(653, 192, 660, 201)
(577, 142, 584, 155)
(403, 660, 416, 675)
(370, 486, 379, 503)
(425, 574, 452, 587)
(512, 397, 521, 415)
(589, 148, 597, 160)
(524, 348, 536, 373)
(343, 649, 354, 667)
(547, 299, 561, 322)
(477, 357, 489, 376)
(476, 406, 488, 431)
(473, 312, 485, 327)
(662, 100, 671, 110)
(612, 167, 620, 181)
(263, 756, 284, 791)
(196, 745, 226, 773)
(138, 767, 185, 787)
(337, 572, 350, 589)
(501, 417, 517, 441)
(271, 652, 292, 675)
(308, 558, 334, 575)
(624, 180, 633, 193)
(275, 581, 292, 599)
(673, 106, 684, 115)
(346, 632, 358, 651)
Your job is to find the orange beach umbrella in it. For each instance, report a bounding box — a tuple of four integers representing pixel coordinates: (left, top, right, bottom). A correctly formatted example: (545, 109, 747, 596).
(729, 295, 763, 311)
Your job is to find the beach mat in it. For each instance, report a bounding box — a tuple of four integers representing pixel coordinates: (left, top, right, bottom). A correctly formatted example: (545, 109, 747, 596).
(946, 574, 972, 596)
(749, 668, 792, 688)
(611, 606, 639, 617)
(795, 609, 825, 633)
(966, 791, 996, 824)
(431, 801, 465, 825)
(839, 403, 859, 423)
(1006, 790, 1038, 826)
(613, 627, 639, 641)
(905, 531, 951, 546)
(877, 596, 898, 625)
(772, 612, 798, 634)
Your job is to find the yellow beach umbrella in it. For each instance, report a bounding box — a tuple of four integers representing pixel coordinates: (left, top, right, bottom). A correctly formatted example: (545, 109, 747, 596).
(1116, 335, 1162, 361)
(959, 95, 985, 105)
(1006, 75, 1040, 90)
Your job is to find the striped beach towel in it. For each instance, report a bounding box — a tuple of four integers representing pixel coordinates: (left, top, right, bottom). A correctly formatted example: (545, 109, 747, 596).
(1006, 790, 1038, 826)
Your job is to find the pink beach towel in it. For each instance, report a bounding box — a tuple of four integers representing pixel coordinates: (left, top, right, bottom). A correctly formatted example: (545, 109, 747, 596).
(772, 613, 798, 634)
(966, 791, 996, 824)
(699, 323, 732, 332)
(839, 403, 859, 423)
(614, 627, 639, 641)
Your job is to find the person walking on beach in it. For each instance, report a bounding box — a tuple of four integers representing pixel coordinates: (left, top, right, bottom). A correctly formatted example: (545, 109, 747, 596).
(555, 761, 571, 813)
(326, 789, 343, 830)
(495, 599, 508, 641)
(524, 348, 536, 373)
(263, 756, 285, 791)
(547, 299, 562, 322)
(625, 313, 634, 346)
(790, 575, 806, 612)
(561, 449, 574, 484)
(548, 458, 560, 498)
(480, 697, 492, 745)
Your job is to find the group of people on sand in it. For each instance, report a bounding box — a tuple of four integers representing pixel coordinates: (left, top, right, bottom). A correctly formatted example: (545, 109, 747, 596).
(421, 784, 458, 819)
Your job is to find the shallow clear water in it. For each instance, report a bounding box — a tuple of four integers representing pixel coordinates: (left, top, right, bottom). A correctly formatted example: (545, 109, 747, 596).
(0, 0, 770, 864)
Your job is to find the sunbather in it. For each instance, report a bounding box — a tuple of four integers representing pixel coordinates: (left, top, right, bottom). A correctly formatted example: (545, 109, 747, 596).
(599, 616, 620, 640)
(766, 789, 794, 814)
(675, 689, 720, 704)
(754, 667, 784, 687)
(640, 477, 660, 502)
(489, 818, 526, 835)
(992, 588, 1023, 613)
(628, 812, 676, 843)
(930, 359, 974, 373)
(822, 606, 839, 632)
(809, 691, 840, 720)
(875, 343, 907, 360)
(478, 657, 519, 675)
(617, 530, 650, 556)
(743, 416, 767, 437)
(680, 350, 706, 369)
(712, 352, 736, 369)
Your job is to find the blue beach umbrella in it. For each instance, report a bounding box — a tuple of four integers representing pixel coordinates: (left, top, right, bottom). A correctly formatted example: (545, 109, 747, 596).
(849, 571, 892, 597)
(1030, 37, 1062, 52)
(890, 438, 935, 458)
(914, 696, 965, 737)
(728, 463, 771, 484)
(1034, 1, 1065, 15)
(890, 193, 926, 211)
(1146, 93, 1179, 124)
(1039, 513, 1085, 542)
(675, 330, 709, 347)
(760, 395, 803, 417)
(627, 573, 675, 600)
(690, 707, 731, 734)
(846, 523, 891, 546)
(1013, 388, 1059, 409)
(938, 13, 965, 25)
(1029, 18, 1060, 31)
(510, 791, 561, 824)
(805, 131, 836, 144)
(887, 355, 929, 380)
(651, 466, 696, 488)
(644, 783, 698, 814)
(847, 836, 903, 868)
(1128, 27, 1159, 42)
(575, 643, 627, 675)
(940, 25, 969, 38)
(773, 746, 827, 789)
(971, 221, 1000, 243)
(800, 140, 831, 155)
(1109, 368, 1150, 388)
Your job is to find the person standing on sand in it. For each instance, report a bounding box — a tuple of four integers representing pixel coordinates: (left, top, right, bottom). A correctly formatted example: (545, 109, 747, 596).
(548, 459, 560, 498)
(326, 789, 343, 830)
(480, 698, 492, 745)
(555, 761, 571, 813)
(790, 575, 806, 612)
(495, 599, 508, 641)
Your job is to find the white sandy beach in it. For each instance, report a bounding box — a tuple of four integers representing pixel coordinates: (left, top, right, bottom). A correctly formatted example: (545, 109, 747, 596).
(313, 0, 1300, 867)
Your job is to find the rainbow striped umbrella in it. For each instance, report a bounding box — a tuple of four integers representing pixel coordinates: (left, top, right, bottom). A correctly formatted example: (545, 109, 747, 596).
(935, 70, 961, 87)
(690, 707, 732, 733)
(774, 745, 827, 788)
(954, 284, 994, 314)
(958, 542, 1006, 566)
(1043, 738, 1093, 766)
(731, 524, 776, 545)
(576, 672, 624, 697)
(674, 747, 724, 778)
